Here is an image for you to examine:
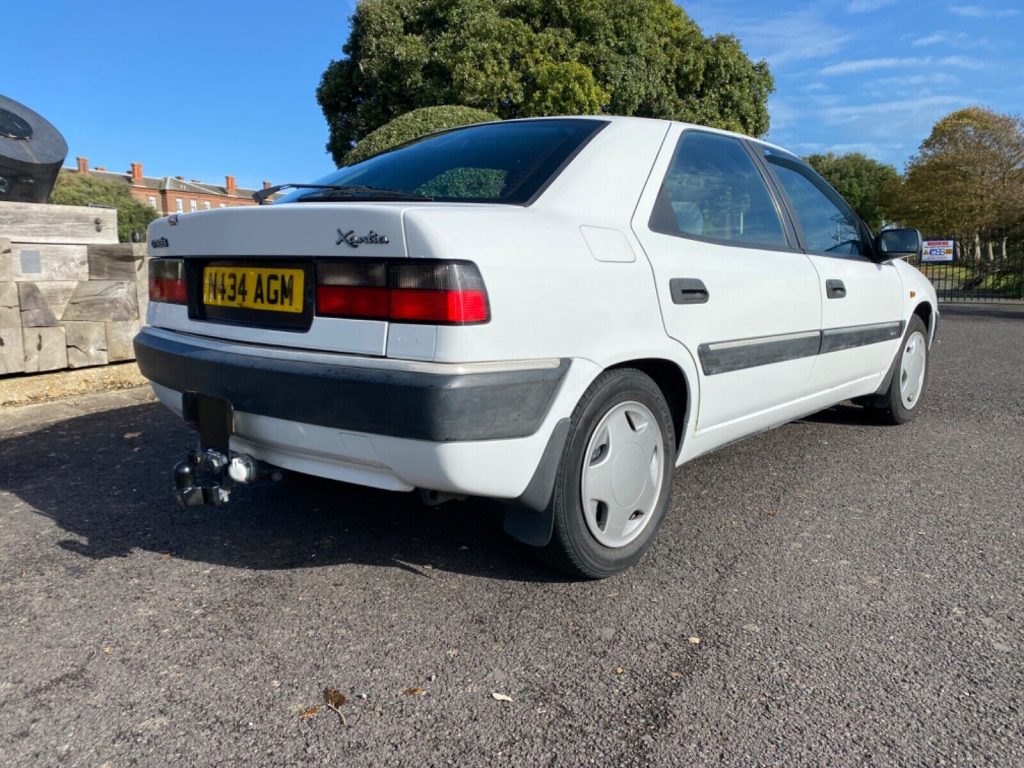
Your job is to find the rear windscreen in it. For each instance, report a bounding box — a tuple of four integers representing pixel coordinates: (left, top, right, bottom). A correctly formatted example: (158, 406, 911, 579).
(278, 119, 607, 205)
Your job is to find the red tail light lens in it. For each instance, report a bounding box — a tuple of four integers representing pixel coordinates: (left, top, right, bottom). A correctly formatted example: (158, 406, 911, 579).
(316, 261, 389, 319)
(149, 259, 187, 304)
(315, 260, 489, 325)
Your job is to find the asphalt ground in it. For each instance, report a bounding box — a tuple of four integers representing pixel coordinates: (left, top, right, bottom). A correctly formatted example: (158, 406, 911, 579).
(1, 305, 1021, 767)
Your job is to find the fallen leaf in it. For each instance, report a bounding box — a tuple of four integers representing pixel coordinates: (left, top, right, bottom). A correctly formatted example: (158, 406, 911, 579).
(614, 666, 624, 675)
(669, 671, 682, 679)
(403, 687, 427, 696)
(158, 553, 172, 560)
(323, 688, 347, 725)
(101, 646, 113, 655)
(298, 706, 320, 719)
(324, 688, 347, 708)
(491, 692, 513, 703)
(688, 636, 701, 645)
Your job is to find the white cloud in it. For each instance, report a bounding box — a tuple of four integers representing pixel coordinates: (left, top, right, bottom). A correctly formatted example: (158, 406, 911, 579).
(938, 55, 984, 69)
(822, 95, 970, 124)
(949, 4, 1020, 17)
(872, 73, 960, 86)
(847, 0, 897, 12)
(820, 55, 982, 75)
(684, 2, 852, 67)
(912, 32, 949, 46)
(823, 142, 902, 157)
(821, 58, 921, 75)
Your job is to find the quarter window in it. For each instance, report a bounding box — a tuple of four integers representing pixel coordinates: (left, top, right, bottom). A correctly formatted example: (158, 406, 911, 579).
(765, 153, 864, 256)
(650, 131, 787, 249)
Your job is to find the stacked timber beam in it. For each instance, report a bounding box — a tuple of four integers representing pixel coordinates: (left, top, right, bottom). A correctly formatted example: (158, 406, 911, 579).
(0, 201, 147, 377)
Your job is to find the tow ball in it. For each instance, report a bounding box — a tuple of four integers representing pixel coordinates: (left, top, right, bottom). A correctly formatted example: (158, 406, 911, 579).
(173, 447, 278, 507)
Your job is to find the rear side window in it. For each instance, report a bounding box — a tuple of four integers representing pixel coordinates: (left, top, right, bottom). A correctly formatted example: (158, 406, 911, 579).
(764, 153, 865, 256)
(278, 119, 607, 205)
(649, 130, 788, 249)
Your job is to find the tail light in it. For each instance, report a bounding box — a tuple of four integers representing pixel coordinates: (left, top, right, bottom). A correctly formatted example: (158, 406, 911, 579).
(316, 260, 489, 324)
(149, 259, 187, 304)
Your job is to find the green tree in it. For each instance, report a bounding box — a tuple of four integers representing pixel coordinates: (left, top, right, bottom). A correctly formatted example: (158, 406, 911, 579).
(805, 152, 899, 231)
(887, 107, 1024, 258)
(49, 171, 158, 243)
(317, 0, 773, 165)
(343, 105, 499, 165)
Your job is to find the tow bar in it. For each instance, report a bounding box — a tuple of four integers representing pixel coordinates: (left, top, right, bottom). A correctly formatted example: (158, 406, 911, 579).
(173, 447, 280, 507)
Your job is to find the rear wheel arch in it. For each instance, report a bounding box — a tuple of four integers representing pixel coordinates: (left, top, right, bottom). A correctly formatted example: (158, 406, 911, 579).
(503, 357, 691, 552)
(606, 358, 690, 455)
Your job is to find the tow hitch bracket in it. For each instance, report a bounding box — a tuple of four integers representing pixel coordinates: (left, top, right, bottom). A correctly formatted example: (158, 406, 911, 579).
(173, 447, 276, 508)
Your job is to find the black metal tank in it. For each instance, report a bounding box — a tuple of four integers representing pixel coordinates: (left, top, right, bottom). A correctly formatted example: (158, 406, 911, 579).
(0, 94, 68, 203)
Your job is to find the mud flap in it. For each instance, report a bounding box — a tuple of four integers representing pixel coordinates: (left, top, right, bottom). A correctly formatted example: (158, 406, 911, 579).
(502, 418, 569, 547)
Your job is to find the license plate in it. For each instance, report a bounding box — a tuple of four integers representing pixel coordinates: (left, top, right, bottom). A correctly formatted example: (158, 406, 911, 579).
(203, 266, 304, 313)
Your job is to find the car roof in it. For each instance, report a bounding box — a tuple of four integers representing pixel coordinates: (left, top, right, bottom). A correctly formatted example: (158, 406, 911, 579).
(498, 114, 793, 157)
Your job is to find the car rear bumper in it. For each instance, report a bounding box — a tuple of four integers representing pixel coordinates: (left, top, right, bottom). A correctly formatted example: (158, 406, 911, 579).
(134, 327, 589, 498)
(134, 328, 568, 442)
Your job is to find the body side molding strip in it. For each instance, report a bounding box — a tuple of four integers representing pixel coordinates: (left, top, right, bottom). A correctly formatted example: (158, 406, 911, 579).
(697, 330, 820, 376)
(819, 321, 904, 354)
(698, 320, 905, 376)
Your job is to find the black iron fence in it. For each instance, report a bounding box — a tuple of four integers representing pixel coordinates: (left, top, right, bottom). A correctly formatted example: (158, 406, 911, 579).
(907, 238, 1024, 302)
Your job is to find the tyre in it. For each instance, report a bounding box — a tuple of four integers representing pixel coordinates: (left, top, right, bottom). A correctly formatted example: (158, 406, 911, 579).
(866, 314, 929, 425)
(537, 368, 676, 579)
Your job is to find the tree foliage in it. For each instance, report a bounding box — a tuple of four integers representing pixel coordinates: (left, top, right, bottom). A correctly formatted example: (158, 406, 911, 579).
(887, 107, 1024, 242)
(343, 105, 499, 166)
(317, 0, 773, 165)
(50, 171, 158, 243)
(805, 152, 899, 231)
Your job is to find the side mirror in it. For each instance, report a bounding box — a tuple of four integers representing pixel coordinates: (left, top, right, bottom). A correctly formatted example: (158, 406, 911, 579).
(875, 228, 921, 260)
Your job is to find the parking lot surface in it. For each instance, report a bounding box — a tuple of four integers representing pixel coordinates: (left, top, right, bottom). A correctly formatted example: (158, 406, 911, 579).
(1, 306, 1022, 767)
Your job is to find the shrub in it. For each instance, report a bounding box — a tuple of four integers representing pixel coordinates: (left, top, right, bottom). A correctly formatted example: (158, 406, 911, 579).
(342, 105, 499, 166)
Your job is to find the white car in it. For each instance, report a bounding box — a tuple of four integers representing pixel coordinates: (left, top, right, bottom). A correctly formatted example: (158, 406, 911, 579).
(135, 116, 937, 578)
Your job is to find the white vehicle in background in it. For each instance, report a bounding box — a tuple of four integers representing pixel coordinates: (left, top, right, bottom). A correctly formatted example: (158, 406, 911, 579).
(135, 116, 937, 578)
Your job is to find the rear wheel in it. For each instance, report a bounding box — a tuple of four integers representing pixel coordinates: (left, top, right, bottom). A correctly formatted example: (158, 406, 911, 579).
(537, 369, 676, 579)
(866, 314, 929, 425)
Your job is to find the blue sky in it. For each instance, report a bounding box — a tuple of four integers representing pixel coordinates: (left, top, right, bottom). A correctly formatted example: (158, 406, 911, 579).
(685, 0, 1024, 164)
(3, 1, 1021, 188)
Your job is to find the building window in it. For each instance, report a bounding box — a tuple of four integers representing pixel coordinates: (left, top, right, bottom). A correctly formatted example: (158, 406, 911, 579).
(147, 196, 157, 209)
(189, 199, 197, 212)
(203, 200, 211, 210)
(175, 198, 184, 212)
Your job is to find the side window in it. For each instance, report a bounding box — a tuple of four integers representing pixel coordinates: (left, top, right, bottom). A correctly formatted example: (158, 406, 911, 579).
(765, 154, 865, 256)
(649, 131, 788, 249)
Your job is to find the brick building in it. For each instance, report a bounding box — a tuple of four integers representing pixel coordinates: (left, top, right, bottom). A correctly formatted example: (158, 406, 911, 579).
(68, 157, 276, 214)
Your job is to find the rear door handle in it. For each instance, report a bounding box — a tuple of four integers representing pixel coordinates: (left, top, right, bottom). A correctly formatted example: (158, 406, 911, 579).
(826, 279, 846, 299)
(670, 278, 709, 305)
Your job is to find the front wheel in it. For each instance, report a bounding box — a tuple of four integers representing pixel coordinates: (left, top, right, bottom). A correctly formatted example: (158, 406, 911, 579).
(866, 314, 930, 425)
(536, 369, 676, 579)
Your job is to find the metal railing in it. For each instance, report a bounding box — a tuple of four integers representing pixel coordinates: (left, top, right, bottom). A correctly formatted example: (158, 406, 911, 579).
(908, 239, 1024, 302)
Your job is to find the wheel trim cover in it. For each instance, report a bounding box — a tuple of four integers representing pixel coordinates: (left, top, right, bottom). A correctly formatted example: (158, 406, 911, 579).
(900, 331, 927, 409)
(580, 401, 665, 548)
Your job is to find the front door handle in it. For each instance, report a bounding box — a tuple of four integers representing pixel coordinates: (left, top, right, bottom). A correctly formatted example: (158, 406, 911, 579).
(670, 278, 709, 305)
(826, 279, 846, 299)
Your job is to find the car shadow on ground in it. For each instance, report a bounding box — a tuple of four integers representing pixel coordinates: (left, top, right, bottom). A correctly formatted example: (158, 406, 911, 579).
(797, 402, 885, 426)
(0, 402, 567, 583)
